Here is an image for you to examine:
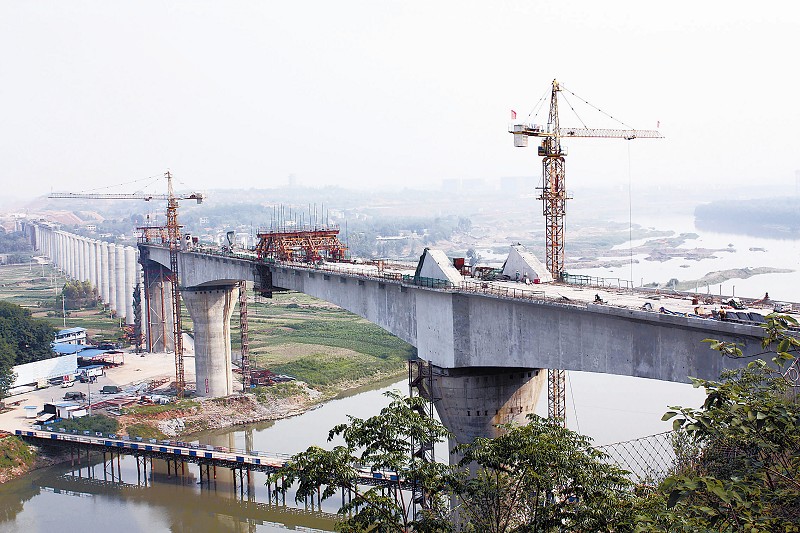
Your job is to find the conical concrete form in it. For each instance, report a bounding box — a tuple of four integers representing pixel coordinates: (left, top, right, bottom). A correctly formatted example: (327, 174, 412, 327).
(502, 244, 553, 283)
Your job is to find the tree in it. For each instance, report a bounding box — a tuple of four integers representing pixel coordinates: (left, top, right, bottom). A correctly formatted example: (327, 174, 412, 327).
(0, 337, 17, 401)
(271, 391, 453, 532)
(0, 301, 55, 365)
(58, 280, 98, 310)
(451, 415, 636, 532)
(637, 314, 800, 531)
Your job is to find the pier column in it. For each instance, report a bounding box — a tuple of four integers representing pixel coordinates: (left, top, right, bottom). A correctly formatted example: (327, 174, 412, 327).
(94, 241, 102, 299)
(108, 243, 117, 314)
(425, 366, 546, 448)
(78, 237, 86, 282)
(71, 235, 78, 280)
(124, 246, 137, 326)
(56, 232, 64, 272)
(115, 245, 126, 321)
(145, 267, 174, 353)
(100, 242, 110, 304)
(182, 285, 239, 398)
(88, 239, 96, 291)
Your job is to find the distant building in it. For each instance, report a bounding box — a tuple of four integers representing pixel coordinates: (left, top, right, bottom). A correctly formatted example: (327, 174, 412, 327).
(54, 327, 87, 345)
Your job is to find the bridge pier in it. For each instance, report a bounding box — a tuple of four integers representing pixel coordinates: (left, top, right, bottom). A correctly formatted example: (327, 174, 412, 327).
(144, 266, 175, 353)
(183, 285, 239, 397)
(422, 365, 546, 448)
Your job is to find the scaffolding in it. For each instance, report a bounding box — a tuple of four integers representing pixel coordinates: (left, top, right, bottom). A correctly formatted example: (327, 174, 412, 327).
(408, 359, 438, 516)
(239, 280, 251, 391)
(255, 226, 346, 263)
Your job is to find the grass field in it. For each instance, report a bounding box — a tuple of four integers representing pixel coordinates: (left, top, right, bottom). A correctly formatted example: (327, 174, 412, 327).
(1, 262, 415, 392)
(0, 262, 123, 343)
(233, 292, 415, 390)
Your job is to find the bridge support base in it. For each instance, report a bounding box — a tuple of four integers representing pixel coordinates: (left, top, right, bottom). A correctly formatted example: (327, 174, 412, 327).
(183, 285, 239, 397)
(424, 365, 546, 449)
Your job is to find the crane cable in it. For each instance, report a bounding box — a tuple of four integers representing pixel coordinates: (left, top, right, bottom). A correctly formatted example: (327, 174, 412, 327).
(559, 91, 589, 130)
(568, 373, 580, 434)
(69, 173, 164, 195)
(525, 86, 551, 124)
(560, 85, 634, 130)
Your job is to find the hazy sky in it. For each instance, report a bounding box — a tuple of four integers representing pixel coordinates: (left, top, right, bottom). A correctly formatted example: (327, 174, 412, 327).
(1, 1, 798, 201)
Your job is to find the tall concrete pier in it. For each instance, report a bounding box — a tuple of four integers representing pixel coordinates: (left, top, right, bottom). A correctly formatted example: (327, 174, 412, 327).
(115, 245, 126, 321)
(108, 243, 117, 314)
(100, 242, 110, 303)
(88, 239, 96, 290)
(93, 241, 102, 298)
(124, 246, 137, 326)
(182, 285, 239, 398)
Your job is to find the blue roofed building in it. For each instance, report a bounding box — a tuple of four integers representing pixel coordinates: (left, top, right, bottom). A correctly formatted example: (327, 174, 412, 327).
(53, 327, 87, 345)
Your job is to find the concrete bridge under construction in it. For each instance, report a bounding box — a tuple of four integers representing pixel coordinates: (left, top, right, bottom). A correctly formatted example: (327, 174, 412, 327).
(26, 223, 771, 445)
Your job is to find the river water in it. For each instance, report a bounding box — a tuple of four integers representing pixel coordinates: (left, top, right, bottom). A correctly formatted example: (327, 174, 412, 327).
(1, 218, 795, 532)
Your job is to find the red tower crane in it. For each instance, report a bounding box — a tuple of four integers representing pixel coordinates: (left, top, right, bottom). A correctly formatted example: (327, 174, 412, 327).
(510, 80, 663, 425)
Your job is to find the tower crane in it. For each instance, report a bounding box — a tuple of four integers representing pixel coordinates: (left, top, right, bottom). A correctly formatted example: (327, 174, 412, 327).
(49, 171, 203, 398)
(510, 80, 663, 426)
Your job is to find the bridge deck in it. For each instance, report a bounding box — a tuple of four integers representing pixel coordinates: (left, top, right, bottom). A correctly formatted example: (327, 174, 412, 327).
(185, 245, 797, 326)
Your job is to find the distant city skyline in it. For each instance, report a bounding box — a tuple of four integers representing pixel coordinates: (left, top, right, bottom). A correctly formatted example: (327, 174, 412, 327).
(1, 2, 798, 202)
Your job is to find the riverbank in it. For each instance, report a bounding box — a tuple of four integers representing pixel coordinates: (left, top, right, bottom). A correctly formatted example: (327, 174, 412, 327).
(0, 365, 408, 484)
(127, 366, 408, 439)
(0, 433, 76, 484)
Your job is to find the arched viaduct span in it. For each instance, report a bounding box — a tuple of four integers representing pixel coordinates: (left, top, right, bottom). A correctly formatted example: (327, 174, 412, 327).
(142, 243, 768, 444)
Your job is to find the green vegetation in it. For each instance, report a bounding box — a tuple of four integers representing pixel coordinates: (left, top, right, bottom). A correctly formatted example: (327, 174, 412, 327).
(253, 381, 306, 402)
(244, 293, 415, 390)
(121, 399, 199, 416)
(0, 231, 33, 255)
(58, 280, 99, 310)
(51, 414, 119, 434)
(637, 315, 800, 531)
(0, 436, 35, 470)
(0, 263, 124, 346)
(0, 292, 61, 399)
(125, 423, 168, 440)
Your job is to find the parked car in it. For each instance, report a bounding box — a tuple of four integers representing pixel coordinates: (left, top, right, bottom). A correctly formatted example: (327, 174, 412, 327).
(100, 385, 121, 394)
(61, 380, 75, 388)
(63, 391, 86, 401)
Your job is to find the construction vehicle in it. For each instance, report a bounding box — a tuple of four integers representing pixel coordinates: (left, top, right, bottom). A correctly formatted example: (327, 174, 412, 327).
(49, 171, 203, 398)
(510, 80, 663, 426)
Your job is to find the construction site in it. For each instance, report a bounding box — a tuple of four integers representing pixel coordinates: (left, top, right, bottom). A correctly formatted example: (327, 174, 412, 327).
(15, 79, 800, 436)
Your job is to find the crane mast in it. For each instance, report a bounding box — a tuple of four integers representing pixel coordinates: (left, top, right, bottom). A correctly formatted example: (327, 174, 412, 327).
(540, 79, 569, 279)
(511, 79, 663, 426)
(165, 171, 186, 397)
(49, 171, 202, 398)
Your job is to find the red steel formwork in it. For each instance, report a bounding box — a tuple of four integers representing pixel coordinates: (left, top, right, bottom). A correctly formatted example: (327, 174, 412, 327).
(255, 227, 347, 263)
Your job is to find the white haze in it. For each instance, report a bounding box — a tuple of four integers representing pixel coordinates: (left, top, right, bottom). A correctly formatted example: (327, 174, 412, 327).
(0, 1, 798, 199)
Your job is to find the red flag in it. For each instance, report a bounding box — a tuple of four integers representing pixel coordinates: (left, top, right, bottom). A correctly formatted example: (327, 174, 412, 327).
(511, 110, 517, 120)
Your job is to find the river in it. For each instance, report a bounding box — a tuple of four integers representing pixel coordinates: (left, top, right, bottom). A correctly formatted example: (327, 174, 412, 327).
(0, 371, 704, 533)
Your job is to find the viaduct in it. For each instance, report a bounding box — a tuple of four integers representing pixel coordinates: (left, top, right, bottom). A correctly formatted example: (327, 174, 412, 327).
(25, 223, 769, 446)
